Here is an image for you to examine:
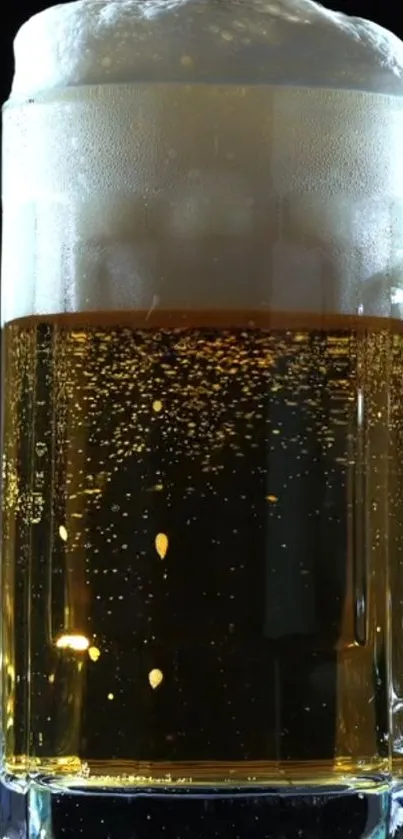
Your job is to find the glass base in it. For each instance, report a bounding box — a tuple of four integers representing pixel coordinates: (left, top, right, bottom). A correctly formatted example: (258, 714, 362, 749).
(0, 778, 392, 839)
(391, 784, 403, 838)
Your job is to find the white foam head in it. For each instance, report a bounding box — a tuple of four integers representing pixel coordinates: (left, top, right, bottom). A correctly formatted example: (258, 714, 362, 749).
(10, 0, 403, 97)
(3, 1, 403, 324)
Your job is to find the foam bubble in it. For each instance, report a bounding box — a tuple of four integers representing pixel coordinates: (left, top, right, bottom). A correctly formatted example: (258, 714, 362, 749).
(10, 0, 403, 98)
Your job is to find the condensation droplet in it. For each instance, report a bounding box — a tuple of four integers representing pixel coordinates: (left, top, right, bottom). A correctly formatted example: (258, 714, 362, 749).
(155, 532, 168, 560)
(107, 692, 114, 701)
(266, 495, 278, 503)
(149, 668, 164, 689)
(59, 525, 68, 541)
(153, 400, 163, 413)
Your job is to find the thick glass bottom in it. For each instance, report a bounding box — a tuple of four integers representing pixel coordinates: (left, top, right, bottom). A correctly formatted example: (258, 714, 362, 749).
(0, 779, 393, 839)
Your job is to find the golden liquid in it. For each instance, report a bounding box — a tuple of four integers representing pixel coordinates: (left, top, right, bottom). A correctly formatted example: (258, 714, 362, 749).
(2, 310, 402, 790)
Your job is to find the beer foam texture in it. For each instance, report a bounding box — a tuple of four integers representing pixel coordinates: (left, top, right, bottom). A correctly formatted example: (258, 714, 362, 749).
(2, 0, 403, 322)
(10, 0, 403, 95)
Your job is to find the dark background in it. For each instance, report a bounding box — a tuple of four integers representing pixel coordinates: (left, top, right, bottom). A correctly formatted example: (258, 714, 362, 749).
(1, 1, 403, 838)
(0, 0, 402, 107)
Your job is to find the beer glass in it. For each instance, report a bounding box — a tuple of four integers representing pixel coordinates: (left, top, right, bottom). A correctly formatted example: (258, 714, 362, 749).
(2, 0, 403, 835)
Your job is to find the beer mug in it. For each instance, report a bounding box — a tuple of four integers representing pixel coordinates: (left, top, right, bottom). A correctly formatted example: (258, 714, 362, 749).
(2, 0, 403, 832)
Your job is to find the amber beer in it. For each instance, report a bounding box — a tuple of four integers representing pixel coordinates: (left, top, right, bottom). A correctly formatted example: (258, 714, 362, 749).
(2, 308, 398, 788)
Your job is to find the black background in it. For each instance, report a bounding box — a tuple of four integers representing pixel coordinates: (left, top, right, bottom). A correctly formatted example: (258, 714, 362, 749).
(1, 1, 403, 838)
